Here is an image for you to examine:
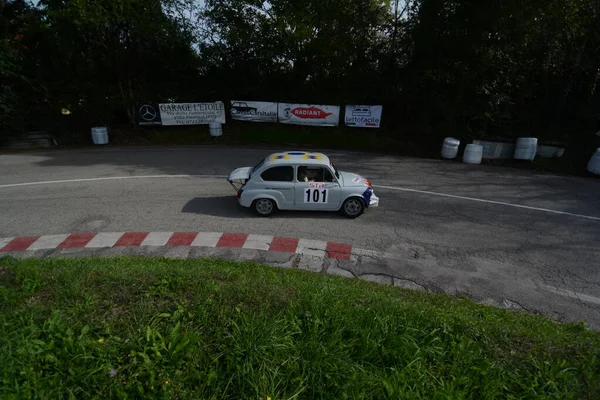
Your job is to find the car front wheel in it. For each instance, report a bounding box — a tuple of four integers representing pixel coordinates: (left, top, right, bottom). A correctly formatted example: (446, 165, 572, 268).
(341, 197, 365, 218)
(253, 198, 276, 217)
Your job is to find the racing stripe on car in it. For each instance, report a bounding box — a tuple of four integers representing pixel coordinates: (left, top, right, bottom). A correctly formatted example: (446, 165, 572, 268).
(0, 232, 357, 260)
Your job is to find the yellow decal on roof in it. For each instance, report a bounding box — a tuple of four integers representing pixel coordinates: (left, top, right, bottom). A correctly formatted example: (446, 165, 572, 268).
(303, 153, 323, 160)
(270, 153, 290, 161)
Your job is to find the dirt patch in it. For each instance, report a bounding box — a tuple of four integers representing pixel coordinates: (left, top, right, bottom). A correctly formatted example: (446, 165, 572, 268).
(0, 267, 15, 286)
(25, 289, 52, 305)
(282, 287, 296, 301)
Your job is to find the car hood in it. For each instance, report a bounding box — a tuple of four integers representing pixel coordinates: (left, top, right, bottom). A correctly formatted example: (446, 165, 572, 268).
(339, 171, 372, 187)
(227, 167, 252, 181)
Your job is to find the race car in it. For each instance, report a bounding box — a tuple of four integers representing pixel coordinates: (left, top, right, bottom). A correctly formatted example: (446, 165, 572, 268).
(227, 151, 379, 218)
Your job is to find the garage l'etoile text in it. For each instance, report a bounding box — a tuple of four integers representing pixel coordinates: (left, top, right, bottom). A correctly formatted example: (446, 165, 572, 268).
(159, 103, 224, 112)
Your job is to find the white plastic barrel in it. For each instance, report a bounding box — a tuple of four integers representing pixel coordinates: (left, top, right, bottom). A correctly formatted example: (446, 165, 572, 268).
(514, 137, 538, 160)
(462, 144, 483, 164)
(441, 137, 460, 159)
(91, 127, 108, 145)
(209, 122, 222, 137)
(587, 148, 600, 175)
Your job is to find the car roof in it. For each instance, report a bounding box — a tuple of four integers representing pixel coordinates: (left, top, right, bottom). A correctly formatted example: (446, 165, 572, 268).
(263, 151, 330, 167)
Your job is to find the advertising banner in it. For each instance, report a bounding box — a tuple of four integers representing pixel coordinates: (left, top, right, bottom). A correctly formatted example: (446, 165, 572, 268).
(137, 102, 226, 126)
(344, 105, 383, 128)
(137, 104, 162, 126)
(278, 103, 340, 127)
(230, 100, 278, 122)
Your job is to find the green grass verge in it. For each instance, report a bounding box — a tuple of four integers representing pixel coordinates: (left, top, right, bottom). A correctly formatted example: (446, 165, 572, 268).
(52, 122, 437, 158)
(1, 257, 599, 399)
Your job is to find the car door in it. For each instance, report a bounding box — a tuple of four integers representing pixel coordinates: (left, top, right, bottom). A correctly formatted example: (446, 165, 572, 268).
(294, 165, 342, 210)
(258, 166, 295, 209)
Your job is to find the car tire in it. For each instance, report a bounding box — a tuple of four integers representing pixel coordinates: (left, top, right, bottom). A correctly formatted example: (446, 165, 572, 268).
(253, 198, 276, 217)
(341, 197, 365, 218)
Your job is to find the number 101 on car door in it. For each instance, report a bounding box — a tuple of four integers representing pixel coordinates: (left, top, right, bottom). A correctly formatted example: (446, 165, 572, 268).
(305, 188, 328, 203)
(305, 182, 327, 203)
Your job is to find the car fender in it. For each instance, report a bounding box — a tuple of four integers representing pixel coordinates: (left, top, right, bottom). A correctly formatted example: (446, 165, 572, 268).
(340, 190, 370, 209)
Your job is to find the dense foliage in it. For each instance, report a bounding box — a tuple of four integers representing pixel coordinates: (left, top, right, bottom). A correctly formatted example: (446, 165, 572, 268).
(1, 0, 599, 148)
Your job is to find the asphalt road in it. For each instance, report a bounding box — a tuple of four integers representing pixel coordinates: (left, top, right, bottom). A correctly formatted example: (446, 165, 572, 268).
(1, 147, 599, 328)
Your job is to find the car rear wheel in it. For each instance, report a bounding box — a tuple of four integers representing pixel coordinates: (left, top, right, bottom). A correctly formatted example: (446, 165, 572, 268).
(341, 197, 365, 218)
(253, 198, 276, 217)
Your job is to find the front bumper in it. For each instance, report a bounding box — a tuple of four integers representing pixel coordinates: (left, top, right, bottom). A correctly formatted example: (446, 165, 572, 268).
(369, 193, 379, 208)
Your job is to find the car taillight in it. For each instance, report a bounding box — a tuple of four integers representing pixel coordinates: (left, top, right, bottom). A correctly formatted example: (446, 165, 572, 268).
(237, 189, 243, 198)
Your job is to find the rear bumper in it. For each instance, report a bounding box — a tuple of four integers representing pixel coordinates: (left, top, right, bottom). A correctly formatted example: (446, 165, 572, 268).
(369, 193, 379, 208)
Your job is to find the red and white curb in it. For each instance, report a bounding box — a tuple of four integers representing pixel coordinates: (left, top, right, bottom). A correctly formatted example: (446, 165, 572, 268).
(0, 232, 381, 261)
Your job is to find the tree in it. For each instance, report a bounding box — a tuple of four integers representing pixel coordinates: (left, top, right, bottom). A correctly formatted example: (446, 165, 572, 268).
(199, 0, 391, 103)
(0, 0, 47, 141)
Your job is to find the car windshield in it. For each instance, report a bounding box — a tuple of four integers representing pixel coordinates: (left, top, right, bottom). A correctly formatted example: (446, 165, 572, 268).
(330, 162, 340, 179)
(251, 158, 265, 176)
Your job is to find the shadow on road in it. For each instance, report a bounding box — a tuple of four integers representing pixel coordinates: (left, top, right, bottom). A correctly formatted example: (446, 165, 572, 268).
(182, 196, 346, 219)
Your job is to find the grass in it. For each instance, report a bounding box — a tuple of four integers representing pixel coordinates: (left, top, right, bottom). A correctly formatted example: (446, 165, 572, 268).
(0, 257, 599, 399)
(48, 121, 437, 159)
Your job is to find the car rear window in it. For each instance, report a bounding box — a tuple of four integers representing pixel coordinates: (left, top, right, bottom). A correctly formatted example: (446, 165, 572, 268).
(261, 166, 294, 182)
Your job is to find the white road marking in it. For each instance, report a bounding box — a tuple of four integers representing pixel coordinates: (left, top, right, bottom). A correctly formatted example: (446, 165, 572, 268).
(191, 232, 222, 247)
(0, 174, 227, 189)
(0, 237, 15, 249)
(28, 234, 70, 250)
(1, 174, 597, 222)
(296, 239, 327, 258)
(376, 185, 600, 222)
(540, 285, 600, 306)
(85, 232, 124, 248)
(243, 234, 273, 251)
(141, 232, 173, 246)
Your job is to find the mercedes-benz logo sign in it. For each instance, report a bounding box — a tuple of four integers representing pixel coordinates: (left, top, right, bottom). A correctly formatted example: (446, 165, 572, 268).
(139, 105, 157, 121)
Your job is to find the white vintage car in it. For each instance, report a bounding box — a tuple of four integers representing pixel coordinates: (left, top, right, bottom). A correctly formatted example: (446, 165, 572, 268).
(227, 151, 379, 218)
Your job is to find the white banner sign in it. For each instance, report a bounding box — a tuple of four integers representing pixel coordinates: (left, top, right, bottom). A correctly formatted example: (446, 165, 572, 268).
(158, 102, 226, 125)
(278, 103, 340, 127)
(345, 105, 383, 128)
(230, 100, 278, 122)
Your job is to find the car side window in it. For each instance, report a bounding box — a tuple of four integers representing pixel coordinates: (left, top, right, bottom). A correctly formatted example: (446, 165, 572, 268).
(261, 166, 294, 182)
(297, 166, 335, 182)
